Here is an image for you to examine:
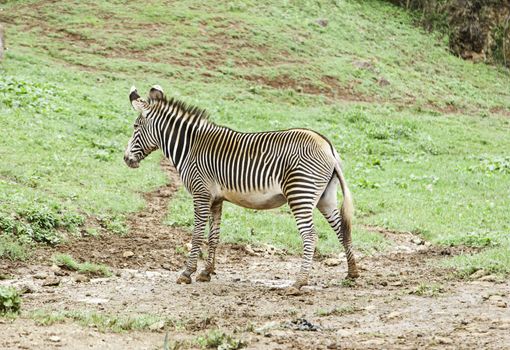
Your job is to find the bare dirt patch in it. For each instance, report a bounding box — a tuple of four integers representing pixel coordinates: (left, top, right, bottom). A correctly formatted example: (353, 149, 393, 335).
(1, 161, 509, 350)
(244, 74, 372, 102)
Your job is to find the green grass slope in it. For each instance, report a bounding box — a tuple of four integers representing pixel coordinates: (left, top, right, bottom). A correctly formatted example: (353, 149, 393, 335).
(0, 0, 509, 274)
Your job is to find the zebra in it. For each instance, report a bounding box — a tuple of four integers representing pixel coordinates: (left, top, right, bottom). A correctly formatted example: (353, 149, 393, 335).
(124, 85, 358, 292)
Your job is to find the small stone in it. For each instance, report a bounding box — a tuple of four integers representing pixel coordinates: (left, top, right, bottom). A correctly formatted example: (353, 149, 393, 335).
(385, 311, 401, 320)
(51, 264, 66, 276)
(42, 276, 61, 287)
(185, 243, 192, 251)
(255, 321, 280, 335)
(378, 77, 390, 87)
(244, 245, 257, 256)
(48, 336, 61, 343)
(323, 258, 341, 267)
(497, 301, 508, 308)
(122, 251, 135, 258)
(19, 283, 36, 294)
(315, 18, 328, 27)
(149, 320, 165, 331)
(479, 275, 497, 282)
(161, 263, 172, 270)
(411, 238, 424, 245)
(33, 273, 47, 280)
(435, 336, 453, 345)
(389, 281, 403, 287)
(74, 274, 90, 283)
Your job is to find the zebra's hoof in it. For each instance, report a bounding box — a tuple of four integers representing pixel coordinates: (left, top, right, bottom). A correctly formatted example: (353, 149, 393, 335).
(347, 270, 359, 279)
(176, 274, 192, 284)
(196, 270, 211, 282)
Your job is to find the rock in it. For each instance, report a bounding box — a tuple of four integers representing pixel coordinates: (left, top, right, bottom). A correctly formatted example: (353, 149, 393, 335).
(497, 301, 508, 308)
(479, 275, 497, 282)
(385, 311, 402, 320)
(122, 251, 135, 258)
(378, 77, 390, 87)
(51, 264, 67, 276)
(161, 263, 172, 270)
(244, 245, 257, 256)
(185, 243, 192, 251)
(389, 281, 403, 287)
(435, 336, 453, 345)
(411, 238, 424, 245)
(323, 258, 341, 267)
(149, 320, 165, 331)
(315, 18, 328, 27)
(42, 277, 61, 287)
(33, 273, 48, 280)
(255, 321, 279, 335)
(18, 283, 36, 294)
(353, 60, 374, 71)
(48, 336, 61, 343)
(470, 269, 487, 279)
(74, 274, 90, 283)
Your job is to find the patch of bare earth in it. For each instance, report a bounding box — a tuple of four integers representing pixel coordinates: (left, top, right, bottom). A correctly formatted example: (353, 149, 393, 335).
(1, 161, 510, 350)
(244, 74, 371, 103)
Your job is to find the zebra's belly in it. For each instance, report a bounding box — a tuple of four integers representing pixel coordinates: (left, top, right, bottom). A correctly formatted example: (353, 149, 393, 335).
(223, 188, 286, 210)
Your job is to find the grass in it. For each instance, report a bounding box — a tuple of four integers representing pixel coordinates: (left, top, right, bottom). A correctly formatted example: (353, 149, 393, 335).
(0, 1, 509, 273)
(52, 253, 112, 277)
(30, 309, 173, 333)
(412, 283, 445, 297)
(316, 305, 358, 317)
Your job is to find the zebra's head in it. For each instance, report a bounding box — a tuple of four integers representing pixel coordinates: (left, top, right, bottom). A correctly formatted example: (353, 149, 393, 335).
(124, 85, 164, 168)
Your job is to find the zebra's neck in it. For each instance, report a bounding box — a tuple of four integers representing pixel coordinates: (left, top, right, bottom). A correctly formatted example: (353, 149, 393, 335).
(158, 113, 212, 170)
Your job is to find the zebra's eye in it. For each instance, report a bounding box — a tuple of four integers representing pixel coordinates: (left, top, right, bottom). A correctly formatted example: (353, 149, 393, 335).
(133, 123, 140, 128)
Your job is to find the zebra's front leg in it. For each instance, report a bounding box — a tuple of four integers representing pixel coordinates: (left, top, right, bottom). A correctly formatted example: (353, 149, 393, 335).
(197, 200, 223, 282)
(177, 200, 210, 284)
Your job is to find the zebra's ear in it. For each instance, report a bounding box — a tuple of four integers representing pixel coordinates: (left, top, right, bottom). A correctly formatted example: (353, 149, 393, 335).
(149, 85, 164, 100)
(129, 86, 148, 113)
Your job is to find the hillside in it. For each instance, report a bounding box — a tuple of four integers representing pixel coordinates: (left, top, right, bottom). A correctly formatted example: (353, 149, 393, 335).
(0, 1, 509, 348)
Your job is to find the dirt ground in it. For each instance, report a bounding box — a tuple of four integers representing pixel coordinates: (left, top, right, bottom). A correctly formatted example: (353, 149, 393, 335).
(1, 161, 509, 350)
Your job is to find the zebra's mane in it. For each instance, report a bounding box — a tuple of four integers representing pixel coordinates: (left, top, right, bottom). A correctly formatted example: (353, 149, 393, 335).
(151, 96, 210, 122)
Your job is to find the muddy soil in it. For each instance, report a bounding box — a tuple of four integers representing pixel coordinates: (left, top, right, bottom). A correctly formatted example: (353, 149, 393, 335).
(1, 160, 509, 350)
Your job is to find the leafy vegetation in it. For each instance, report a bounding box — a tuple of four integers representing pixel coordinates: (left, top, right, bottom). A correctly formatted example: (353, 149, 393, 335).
(0, 0, 509, 274)
(0, 286, 21, 315)
(52, 254, 112, 277)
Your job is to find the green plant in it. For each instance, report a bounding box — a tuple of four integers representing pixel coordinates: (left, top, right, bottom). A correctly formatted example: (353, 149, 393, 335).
(412, 283, 444, 297)
(196, 330, 246, 349)
(0, 286, 21, 315)
(52, 254, 112, 277)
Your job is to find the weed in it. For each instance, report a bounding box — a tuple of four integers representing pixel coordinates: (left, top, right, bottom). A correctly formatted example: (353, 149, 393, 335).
(316, 305, 358, 317)
(412, 283, 444, 297)
(52, 253, 112, 277)
(30, 309, 172, 333)
(0, 286, 21, 315)
(196, 329, 246, 349)
(0, 235, 30, 261)
(341, 279, 356, 288)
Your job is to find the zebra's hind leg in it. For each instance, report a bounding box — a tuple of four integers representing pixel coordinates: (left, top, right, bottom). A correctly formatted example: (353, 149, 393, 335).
(317, 178, 359, 279)
(288, 204, 317, 292)
(177, 199, 210, 284)
(197, 200, 223, 282)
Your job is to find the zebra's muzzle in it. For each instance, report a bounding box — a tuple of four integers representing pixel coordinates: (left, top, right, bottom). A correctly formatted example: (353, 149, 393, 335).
(124, 154, 140, 168)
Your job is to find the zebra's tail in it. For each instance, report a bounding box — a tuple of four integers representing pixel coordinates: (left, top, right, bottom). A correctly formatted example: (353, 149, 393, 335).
(332, 152, 354, 237)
